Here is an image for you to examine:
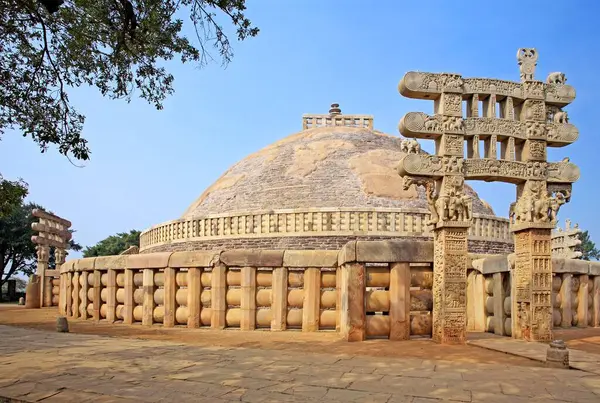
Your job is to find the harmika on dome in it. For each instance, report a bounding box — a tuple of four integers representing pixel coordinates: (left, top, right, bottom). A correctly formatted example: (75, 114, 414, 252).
(139, 104, 512, 254)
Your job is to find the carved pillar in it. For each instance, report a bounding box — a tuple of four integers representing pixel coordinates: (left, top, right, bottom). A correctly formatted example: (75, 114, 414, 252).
(512, 227, 553, 341)
(36, 245, 50, 308)
(467, 94, 479, 117)
(433, 227, 469, 344)
(432, 84, 470, 344)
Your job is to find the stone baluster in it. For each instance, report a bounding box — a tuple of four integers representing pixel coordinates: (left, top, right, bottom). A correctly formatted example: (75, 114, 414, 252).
(578, 274, 589, 328)
(271, 267, 288, 331)
(340, 263, 366, 341)
(106, 269, 117, 323)
(65, 272, 73, 317)
(593, 276, 600, 327)
(164, 267, 177, 327)
(241, 266, 257, 331)
(142, 269, 155, 326)
(211, 264, 227, 329)
(467, 94, 479, 117)
(302, 267, 321, 332)
(93, 270, 102, 321)
(187, 268, 202, 328)
(79, 271, 89, 319)
(389, 263, 410, 340)
(123, 269, 135, 324)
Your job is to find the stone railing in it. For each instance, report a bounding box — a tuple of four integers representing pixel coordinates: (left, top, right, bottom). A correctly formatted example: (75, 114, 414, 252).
(139, 208, 511, 252)
(468, 255, 600, 337)
(302, 114, 374, 130)
(58, 240, 434, 340)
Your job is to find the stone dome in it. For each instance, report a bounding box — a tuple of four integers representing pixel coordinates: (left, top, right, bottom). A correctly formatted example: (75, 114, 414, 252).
(182, 126, 494, 218)
(140, 107, 511, 254)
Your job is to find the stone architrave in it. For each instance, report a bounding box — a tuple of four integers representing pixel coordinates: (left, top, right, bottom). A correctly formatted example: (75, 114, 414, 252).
(396, 48, 580, 343)
(30, 209, 72, 309)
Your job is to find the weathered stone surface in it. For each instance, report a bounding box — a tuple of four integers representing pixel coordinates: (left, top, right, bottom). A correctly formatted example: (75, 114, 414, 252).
(355, 240, 433, 263)
(60, 260, 75, 273)
(338, 241, 357, 265)
(590, 262, 600, 276)
(220, 250, 283, 267)
(553, 257, 589, 274)
(126, 252, 172, 269)
(283, 250, 337, 268)
(94, 255, 128, 270)
(475, 254, 510, 274)
(75, 258, 96, 271)
(168, 251, 221, 268)
(180, 126, 495, 219)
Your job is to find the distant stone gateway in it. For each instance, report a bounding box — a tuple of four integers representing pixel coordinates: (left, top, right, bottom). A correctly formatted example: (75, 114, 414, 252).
(45, 49, 599, 345)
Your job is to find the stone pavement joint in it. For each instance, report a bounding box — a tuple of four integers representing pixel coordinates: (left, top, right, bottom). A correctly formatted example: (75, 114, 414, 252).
(468, 337, 600, 375)
(0, 325, 598, 402)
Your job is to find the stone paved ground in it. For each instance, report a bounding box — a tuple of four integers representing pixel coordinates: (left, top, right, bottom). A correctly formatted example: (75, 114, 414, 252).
(469, 336, 600, 375)
(1, 325, 600, 403)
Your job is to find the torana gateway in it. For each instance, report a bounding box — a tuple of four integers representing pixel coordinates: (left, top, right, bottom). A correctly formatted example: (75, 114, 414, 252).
(31, 49, 600, 345)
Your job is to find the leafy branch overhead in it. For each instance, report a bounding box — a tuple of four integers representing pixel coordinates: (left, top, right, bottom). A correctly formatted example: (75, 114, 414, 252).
(0, 0, 259, 161)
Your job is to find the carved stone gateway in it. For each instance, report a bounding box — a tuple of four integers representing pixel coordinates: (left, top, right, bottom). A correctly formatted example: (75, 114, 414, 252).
(30, 209, 72, 309)
(396, 49, 580, 343)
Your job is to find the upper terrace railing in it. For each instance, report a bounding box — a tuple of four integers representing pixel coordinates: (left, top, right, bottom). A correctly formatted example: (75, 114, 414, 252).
(139, 208, 511, 251)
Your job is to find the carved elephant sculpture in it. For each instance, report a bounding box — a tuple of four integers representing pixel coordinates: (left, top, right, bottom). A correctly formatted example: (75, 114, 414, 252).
(546, 72, 567, 85)
(554, 111, 569, 124)
(424, 117, 439, 131)
(513, 198, 533, 223)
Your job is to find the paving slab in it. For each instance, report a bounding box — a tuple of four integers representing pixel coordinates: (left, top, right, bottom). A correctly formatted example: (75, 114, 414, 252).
(0, 325, 598, 402)
(469, 336, 600, 375)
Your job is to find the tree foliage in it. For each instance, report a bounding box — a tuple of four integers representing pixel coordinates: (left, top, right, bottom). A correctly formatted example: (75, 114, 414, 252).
(578, 230, 600, 261)
(1, 0, 258, 160)
(0, 201, 82, 288)
(0, 175, 28, 218)
(83, 229, 141, 257)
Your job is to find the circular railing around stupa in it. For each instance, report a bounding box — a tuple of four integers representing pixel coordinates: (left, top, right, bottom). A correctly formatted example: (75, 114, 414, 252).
(139, 208, 512, 252)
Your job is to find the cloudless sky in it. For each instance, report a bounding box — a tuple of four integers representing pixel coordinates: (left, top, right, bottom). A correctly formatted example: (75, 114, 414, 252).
(1, 0, 599, 259)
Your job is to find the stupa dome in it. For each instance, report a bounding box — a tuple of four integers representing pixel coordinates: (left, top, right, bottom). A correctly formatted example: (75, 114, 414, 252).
(140, 105, 511, 253)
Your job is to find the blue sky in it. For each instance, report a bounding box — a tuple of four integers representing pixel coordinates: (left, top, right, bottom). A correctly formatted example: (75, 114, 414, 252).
(1, 0, 599, 258)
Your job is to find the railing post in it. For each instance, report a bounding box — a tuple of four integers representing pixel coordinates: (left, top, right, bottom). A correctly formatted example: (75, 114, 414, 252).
(389, 263, 410, 340)
(66, 272, 73, 317)
(123, 269, 134, 324)
(106, 269, 117, 323)
(340, 263, 365, 342)
(187, 268, 202, 328)
(142, 269, 155, 326)
(211, 264, 226, 329)
(93, 270, 101, 321)
(72, 272, 80, 319)
(271, 267, 287, 331)
(302, 267, 321, 332)
(241, 266, 256, 331)
(164, 267, 176, 327)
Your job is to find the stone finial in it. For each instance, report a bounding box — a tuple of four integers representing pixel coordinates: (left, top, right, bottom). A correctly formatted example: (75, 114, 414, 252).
(546, 340, 569, 369)
(517, 48, 538, 82)
(329, 103, 342, 115)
